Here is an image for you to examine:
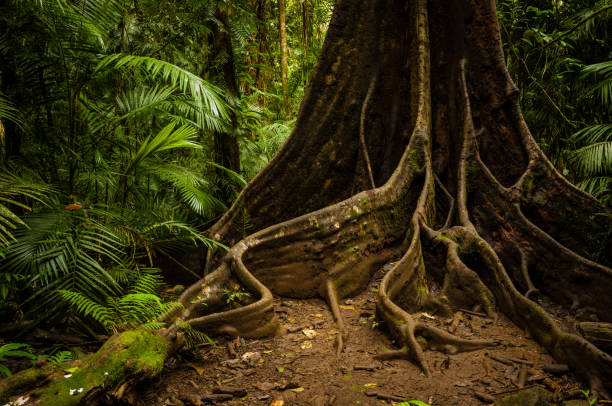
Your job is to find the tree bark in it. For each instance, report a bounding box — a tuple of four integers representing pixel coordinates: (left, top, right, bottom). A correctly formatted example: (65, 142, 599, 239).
(212, 5, 242, 202)
(301, 0, 310, 85)
(279, 0, 290, 117)
(4, 0, 612, 404)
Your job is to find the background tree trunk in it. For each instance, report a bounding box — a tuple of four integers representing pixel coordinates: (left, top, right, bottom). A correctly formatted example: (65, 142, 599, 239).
(279, 0, 290, 117)
(212, 5, 242, 203)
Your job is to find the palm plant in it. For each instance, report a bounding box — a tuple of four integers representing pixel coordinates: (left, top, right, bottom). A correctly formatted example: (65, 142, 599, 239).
(0, 171, 52, 252)
(568, 60, 612, 205)
(0, 170, 53, 302)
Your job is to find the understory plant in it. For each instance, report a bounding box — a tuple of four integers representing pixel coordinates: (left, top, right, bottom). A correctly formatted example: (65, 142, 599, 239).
(58, 269, 182, 334)
(0, 343, 36, 377)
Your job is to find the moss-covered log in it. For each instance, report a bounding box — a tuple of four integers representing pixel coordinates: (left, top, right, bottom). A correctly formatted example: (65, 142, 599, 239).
(1, 330, 177, 405)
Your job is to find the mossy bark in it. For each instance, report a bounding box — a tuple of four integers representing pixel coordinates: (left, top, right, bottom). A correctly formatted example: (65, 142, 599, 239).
(1, 330, 174, 406)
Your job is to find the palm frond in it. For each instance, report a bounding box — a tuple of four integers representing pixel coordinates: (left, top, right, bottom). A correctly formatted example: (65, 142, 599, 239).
(95, 54, 229, 123)
(0, 171, 53, 248)
(581, 60, 612, 106)
(569, 141, 612, 176)
(576, 176, 612, 201)
(140, 220, 227, 251)
(125, 122, 201, 175)
(0, 91, 24, 133)
(116, 85, 177, 119)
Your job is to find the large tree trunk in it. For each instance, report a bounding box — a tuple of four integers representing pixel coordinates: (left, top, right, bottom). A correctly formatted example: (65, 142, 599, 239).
(4, 0, 612, 404)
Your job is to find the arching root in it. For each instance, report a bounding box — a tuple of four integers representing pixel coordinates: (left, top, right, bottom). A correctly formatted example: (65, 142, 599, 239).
(520, 251, 539, 300)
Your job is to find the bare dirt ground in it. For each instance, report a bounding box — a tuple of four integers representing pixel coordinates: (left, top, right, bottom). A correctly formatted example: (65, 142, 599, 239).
(135, 266, 588, 406)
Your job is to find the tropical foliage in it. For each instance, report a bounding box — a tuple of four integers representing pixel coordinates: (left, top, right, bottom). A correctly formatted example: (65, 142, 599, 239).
(498, 0, 612, 205)
(0, 0, 334, 341)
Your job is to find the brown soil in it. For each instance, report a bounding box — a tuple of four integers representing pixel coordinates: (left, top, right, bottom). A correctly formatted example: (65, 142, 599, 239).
(135, 264, 586, 406)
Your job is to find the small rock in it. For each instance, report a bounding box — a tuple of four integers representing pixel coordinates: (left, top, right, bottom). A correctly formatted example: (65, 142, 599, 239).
(255, 381, 277, 391)
(241, 351, 262, 366)
(494, 387, 553, 406)
(221, 358, 243, 369)
(473, 391, 495, 403)
(178, 394, 202, 406)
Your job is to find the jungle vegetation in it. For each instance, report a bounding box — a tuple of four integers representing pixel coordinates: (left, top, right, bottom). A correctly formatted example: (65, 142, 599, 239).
(0, 0, 611, 402)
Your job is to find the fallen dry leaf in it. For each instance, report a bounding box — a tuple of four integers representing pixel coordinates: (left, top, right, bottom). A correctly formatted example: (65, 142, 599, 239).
(185, 362, 205, 376)
(270, 398, 284, 406)
(302, 328, 316, 339)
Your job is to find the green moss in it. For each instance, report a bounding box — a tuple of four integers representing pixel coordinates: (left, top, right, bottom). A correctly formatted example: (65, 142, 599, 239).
(37, 330, 170, 406)
(0, 367, 47, 403)
(361, 197, 372, 211)
(494, 386, 555, 406)
(438, 234, 458, 244)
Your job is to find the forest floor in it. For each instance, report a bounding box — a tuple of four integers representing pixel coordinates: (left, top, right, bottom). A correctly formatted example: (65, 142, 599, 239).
(131, 264, 592, 406)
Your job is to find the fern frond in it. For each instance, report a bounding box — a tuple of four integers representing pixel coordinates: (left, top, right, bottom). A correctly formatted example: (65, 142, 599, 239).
(176, 319, 215, 349)
(139, 321, 166, 330)
(48, 350, 75, 364)
(128, 271, 163, 295)
(149, 164, 226, 216)
(58, 289, 113, 327)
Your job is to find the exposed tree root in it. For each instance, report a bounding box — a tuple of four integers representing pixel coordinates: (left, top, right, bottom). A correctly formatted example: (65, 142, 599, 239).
(520, 251, 539, 300)
(3, 0, 612, 404)
(325, 278, 346, 355)
(360, 74, 378, 190)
